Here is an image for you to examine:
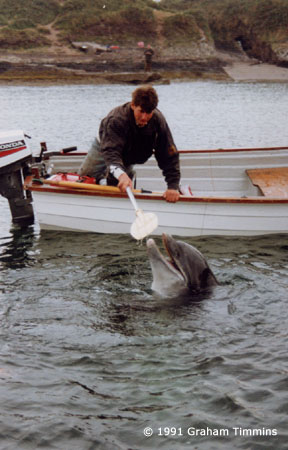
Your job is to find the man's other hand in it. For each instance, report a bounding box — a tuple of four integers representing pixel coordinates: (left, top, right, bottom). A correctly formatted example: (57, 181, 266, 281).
(163, 189, 180, 203)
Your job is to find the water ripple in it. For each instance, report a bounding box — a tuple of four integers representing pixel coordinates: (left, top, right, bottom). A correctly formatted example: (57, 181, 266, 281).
(1, 83, 288, 449)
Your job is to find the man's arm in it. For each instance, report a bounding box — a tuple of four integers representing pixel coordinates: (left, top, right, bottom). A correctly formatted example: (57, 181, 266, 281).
(99, 112, 133, 191)
(99, 116, 126, 170)
(153, 113, 181, 202)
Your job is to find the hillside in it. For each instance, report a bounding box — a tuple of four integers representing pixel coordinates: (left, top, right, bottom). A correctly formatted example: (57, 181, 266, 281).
(0, 0, 287, 83)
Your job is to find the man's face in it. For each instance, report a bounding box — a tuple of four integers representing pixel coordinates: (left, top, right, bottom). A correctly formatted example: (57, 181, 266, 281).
(131, 103, 154, 127)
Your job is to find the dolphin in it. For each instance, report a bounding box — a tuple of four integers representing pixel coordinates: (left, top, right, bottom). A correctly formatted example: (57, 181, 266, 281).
(146, 233, 218, 297)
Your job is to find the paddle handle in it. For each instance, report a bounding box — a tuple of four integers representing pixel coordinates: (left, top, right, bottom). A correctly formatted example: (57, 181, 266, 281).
(126, 186, 139, 212)
(42, 178, 142, 194)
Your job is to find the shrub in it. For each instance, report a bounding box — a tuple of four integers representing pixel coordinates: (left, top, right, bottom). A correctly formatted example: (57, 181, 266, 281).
(163, 13, 202, 43)
(0, 27, 50, 48)
(9, 18, 36, 29)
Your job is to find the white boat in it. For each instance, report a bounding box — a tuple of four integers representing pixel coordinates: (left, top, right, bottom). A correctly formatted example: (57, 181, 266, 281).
(1, 130, 287, 236)
(25, 146, 288, 237)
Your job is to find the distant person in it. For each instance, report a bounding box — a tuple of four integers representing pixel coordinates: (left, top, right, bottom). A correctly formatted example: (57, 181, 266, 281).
(79, 85, 180, 203)
(144, 45, 154, 72)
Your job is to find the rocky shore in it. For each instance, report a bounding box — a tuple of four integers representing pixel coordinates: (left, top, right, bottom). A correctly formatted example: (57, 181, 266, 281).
(0, 45, 288, 84)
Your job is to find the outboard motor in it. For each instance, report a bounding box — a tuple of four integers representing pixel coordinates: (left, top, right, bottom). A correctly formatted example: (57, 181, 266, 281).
(0, 130, 34, 226)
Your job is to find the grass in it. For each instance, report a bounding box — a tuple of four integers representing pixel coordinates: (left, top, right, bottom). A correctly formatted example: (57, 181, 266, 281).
(0, 0, 287, 53)
(0, 0, 59, 25)
(162, 13, 202, 44)
(0, 28, 50, 49)
(55, 5, 157, 44)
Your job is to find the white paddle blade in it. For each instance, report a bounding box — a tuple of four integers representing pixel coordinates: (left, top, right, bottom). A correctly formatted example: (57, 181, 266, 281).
(130, 209, 158, 240)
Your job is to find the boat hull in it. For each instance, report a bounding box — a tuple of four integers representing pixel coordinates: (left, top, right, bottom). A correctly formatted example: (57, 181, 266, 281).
(31, 189, 288, 236)
(21, 145, 288, 236)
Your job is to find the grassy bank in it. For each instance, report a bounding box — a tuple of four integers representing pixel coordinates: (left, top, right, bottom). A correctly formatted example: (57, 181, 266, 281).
(0, 0, 287, 64)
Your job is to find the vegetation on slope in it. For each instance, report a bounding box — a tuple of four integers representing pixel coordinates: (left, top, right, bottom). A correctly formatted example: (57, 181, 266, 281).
(0, 0, 287, 64)
(56, 3, 157, 44)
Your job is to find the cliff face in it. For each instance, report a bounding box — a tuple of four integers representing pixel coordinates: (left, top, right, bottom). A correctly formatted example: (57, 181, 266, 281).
(0, 0, 287, 67)
(206, 0, 288, 66)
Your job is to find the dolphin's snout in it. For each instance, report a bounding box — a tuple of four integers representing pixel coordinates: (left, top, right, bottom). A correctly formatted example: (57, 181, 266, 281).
(146, 238, 155, 248)
(146, 233, 218, 296)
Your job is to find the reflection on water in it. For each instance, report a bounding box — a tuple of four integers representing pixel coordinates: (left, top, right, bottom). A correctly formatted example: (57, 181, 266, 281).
(0, 82, 288, 449)
(0, 225, 38, 269)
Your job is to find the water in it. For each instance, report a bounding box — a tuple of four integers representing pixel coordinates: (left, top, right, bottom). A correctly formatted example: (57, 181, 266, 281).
(1, 81, 288, 449)
(1, 81, 288, 152)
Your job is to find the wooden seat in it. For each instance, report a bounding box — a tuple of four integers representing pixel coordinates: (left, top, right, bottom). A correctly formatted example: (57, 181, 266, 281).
(246, 167, 288, 198)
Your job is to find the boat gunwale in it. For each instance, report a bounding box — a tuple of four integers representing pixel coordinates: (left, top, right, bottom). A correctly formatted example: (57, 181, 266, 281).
(179, 146, 288, 154)
(43, 146, 288, 159)
(25, 181, 288, 204)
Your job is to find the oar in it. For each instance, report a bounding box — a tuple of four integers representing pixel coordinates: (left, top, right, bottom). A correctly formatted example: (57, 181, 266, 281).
(40, 178, 141, 194)
(126, 187, 158, 240)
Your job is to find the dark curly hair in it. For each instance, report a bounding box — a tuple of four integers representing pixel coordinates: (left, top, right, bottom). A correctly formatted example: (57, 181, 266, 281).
(131, 85, 158, 113)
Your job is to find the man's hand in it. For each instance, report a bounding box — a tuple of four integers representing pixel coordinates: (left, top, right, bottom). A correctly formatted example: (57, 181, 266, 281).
(118, 173, 133, 192)
(163, 189, 180, 203)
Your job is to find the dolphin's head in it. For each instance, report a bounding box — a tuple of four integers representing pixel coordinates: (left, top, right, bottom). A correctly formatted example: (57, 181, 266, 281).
(146, 233, 218, 297)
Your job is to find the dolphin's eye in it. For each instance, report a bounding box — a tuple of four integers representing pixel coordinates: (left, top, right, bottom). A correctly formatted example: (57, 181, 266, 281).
(173, 248, 180, 259)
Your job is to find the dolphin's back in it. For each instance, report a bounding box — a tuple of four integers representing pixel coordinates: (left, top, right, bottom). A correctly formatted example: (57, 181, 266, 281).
(176, 241, 218, 291)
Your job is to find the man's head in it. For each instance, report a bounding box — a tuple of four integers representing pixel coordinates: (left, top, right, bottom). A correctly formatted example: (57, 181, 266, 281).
(131, 85, 158, 127)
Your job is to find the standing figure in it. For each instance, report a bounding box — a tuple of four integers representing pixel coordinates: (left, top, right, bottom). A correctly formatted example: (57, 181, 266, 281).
(144, 45, 154, 72)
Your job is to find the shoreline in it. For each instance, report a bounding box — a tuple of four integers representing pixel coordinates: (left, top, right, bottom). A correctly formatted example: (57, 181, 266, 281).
(223, 61, 288, 82)
(1, 49, 288, 84)
(1, 65, 288, 85)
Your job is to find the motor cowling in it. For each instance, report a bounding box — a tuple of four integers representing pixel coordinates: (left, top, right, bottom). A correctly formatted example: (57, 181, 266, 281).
(0, 130, 34, 226)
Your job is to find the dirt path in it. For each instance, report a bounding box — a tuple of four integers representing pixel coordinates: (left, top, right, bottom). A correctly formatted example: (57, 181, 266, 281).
(153, 10, 174, 48)
(40, 19, 76, 55)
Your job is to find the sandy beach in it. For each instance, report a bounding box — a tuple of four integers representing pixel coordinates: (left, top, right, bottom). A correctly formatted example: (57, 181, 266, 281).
(224, 61, 288, 82)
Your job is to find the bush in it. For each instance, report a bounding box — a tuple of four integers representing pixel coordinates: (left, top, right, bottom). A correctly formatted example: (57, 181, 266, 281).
(9, 18, 36, 29)
(0, 0, 59, 24)
(0, 27, 50, 48)
(163, 12, 202, 43)
(252, 0, 288, 32)
(56, 5, 157, 44)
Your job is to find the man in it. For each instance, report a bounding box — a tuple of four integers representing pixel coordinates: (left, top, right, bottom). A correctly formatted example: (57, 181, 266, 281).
(144, 45, 154, 72)
(79, 85, 180, 203)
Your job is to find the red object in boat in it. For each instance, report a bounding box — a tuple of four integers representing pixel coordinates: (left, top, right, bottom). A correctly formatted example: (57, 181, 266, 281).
(49, 173, 96, 184)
